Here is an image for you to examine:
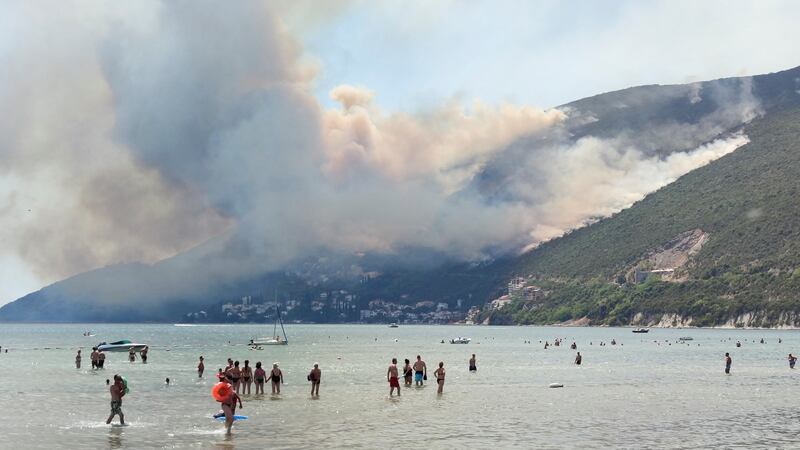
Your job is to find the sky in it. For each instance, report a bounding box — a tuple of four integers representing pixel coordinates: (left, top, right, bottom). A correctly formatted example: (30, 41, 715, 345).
(0, 0, 798, 306)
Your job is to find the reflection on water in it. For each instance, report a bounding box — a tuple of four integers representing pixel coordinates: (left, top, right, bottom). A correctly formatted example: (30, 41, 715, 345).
(1, 324, 800, 448)
(107, 427, 123, 449)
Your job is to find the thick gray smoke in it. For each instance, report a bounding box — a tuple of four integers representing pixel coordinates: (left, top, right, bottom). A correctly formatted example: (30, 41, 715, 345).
(0, 1, 759, 304)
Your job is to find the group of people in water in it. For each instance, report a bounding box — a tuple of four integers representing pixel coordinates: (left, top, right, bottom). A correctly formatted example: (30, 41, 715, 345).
(211, 357, 288, 396)
(93, 334, 800, 434)
(75, 346, 149, 370)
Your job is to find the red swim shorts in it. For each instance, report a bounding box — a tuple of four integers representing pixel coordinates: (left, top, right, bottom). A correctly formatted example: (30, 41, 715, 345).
(389, 376, 400, 388)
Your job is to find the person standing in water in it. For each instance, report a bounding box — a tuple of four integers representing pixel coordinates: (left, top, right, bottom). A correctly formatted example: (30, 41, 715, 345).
(106, 374, 126, 425)
(725, 352, 732, 374)
(254, 362, 266, 395)
(75, 350, 82, 369)
(413, 355, 427, 386)
(433, 362, 445, 394)
(387, 358, 400, 397)
(128, 347, 136, 363)
(789, 353, 797, 369)
(198, 356, 205, 378)
(270, 363, 283, 394)
(98, 350, 106, 369)
(575, 352, 582, 365)
(469, 354, 477, 372)
(241, 360, 253, 395)
(309, 363, 321, 396)
(403, 359, 413, 386)
(140, 346, 148, 364)
(91, 348, 99, 370)
(230, 361, 242, 393)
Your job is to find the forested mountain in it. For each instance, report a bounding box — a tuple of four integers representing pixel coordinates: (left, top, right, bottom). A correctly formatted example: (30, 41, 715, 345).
(3, 66, 800, 324)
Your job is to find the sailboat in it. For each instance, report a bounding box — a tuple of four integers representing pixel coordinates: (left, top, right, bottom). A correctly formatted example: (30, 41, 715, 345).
(250, 304, 288, 346)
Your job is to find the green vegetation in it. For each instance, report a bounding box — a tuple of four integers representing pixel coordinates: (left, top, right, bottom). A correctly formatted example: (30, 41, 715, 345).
(502, 105, 800, 327)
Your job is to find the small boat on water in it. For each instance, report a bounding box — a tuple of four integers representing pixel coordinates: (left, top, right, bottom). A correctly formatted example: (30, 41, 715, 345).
(632, 328, 650, 333)
(389, 323, 399, 328)
(450, 337, 471, 344)
(250, 304, 288, 346)
(679, 336, 694, 341)
(97, 340, 147, 352)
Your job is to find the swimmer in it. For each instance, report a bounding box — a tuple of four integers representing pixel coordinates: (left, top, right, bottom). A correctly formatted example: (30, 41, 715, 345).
(403, 359, 413, 385)
(198, 356, 205, 378)
(434, 362, 445, 394)
(575, 352, 582, 365)
(308, 363, 321, 396)
(469, 354, 477, 372)
(91, 347, 99, 370)
(165, 377, 170, 385)
(725, 352, 732, 374)
(254, 362, 266, 395)
(140, 346, 148, 364)
(387, 358, 400, 397)
(270, 363, 283, 395)
(128, 347, 136, 363)
(75, 349, 82, 369)
(789, 353, 797, 369)
(106, 374, 126, 425)
(241, 360, 253, 395)
(98, 350, 106, 368)
(413, 355, 427, 386)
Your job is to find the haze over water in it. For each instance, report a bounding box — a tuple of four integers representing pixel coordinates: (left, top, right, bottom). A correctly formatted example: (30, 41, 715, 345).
(0, 324, 798, 448)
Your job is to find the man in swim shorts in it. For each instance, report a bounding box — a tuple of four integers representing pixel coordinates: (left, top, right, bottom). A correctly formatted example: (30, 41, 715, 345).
(469, 354, 477, 372)
(789, 353, 797, 369)
(106, 374, 126, 425)
(575, 352, 582, 365)
(413, 355, 427, 386)
(98, 350, 106, 369)
(387, 358, 400, 396)
(725, 352, 732, 374)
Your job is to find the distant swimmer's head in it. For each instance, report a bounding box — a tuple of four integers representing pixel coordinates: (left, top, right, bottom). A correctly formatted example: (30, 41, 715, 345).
(234, 360, 239, 367)
(256, 362, 262, 368)
(273, 362, 279, 368)
(416, 355, 421, 360)
(438, 362, 444, 368)
(392, 358, 397, 364)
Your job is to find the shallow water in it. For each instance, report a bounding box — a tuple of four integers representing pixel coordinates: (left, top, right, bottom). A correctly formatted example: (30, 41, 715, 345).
(0, 324, 798, 449)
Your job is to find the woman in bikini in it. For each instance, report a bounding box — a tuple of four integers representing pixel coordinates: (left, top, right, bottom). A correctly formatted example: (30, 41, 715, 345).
(434, 361, 445, 394)
(230, 360, 242, 393)
(218, 378, 243, 435)
(254, 361, 266, 395)
(270, 363, 283, 394)
(241, 360, 253, 395)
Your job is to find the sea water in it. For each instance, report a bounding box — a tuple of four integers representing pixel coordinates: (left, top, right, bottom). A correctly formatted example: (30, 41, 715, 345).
(0, 324, 798, 449)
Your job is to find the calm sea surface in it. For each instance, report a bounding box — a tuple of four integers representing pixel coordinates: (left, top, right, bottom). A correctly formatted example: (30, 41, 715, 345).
(0, 324, 799, 449)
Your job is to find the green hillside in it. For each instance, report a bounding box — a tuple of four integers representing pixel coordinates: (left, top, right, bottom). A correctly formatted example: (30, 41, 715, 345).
(501, 105, 800, 327)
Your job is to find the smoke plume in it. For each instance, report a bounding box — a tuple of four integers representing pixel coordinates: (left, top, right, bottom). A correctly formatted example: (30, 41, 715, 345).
(0, 1, 759, 304)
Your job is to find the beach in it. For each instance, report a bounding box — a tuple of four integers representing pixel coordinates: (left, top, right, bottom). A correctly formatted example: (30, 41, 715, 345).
(0, 324, 798, 449)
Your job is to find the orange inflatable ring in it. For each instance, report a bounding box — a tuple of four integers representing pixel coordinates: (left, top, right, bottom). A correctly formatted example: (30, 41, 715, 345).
(212, 382, 232, 402)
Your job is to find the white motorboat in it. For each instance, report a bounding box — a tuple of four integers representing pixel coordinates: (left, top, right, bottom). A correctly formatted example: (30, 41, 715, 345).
(389, 323, 399, 328)
(250, 304, 288, 346)
(449, 337, 471, 344)
(97, 340, 147, 352)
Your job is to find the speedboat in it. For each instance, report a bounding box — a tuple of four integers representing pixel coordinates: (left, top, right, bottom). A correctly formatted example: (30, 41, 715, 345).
(449, 337, 471, 344)
(97, 340, 147, 352)
(632, 328, 649, 333)
(678, 336, 694, 341)
(389, 323, 399, 328)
